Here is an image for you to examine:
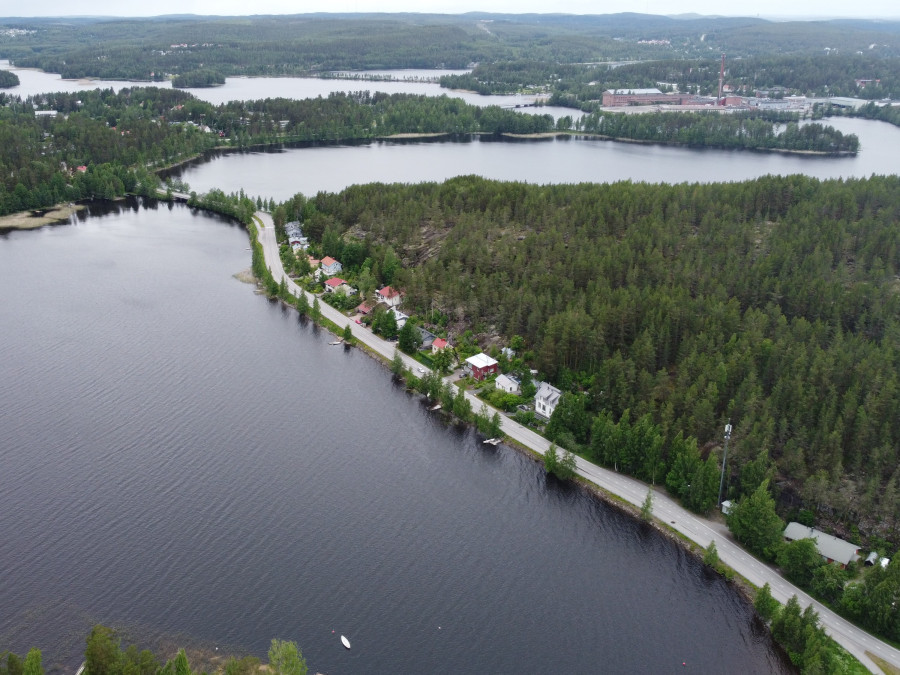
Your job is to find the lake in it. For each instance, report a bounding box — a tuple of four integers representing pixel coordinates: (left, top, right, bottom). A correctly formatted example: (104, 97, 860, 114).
(0, 61, 574, 120)
(166, 116, 900, 201)
(0, 201, 790, 673)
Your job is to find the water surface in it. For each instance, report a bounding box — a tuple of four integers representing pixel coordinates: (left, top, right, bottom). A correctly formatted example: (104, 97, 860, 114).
(0, 201, 790, 674)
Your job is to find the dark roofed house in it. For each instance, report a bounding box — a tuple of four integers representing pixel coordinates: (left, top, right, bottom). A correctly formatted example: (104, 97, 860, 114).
(783, 522, 861, 568)
(417, 326, 436, 350)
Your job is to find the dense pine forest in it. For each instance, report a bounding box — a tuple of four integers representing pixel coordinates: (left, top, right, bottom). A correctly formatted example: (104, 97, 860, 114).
(579, 110, 858, 153)
(1, 13, 899, 83)
(3, 85, 855, 217)
(293, 174, 900, 538)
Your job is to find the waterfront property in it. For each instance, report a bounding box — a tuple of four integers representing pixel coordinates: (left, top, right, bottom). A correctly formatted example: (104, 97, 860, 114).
(783, 522, 861, 568)
(321, 256, 343, 276)
(431, 337, 450, 354)
(535, 381, 562, 420)
(465, 353, 499, 381)
(376, 285, 403, 308)
(495, 373, 520, 394)
(324, 277, 354, 294)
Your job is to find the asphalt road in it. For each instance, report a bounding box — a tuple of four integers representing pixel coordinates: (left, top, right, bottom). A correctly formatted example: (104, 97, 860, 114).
(253, 211, 896, 673)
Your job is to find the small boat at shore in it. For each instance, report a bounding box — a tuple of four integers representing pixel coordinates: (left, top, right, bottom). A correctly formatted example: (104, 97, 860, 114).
(341, 635, 351, 649)
(429, 403, 442, 411)
(483, 438, 502, 445)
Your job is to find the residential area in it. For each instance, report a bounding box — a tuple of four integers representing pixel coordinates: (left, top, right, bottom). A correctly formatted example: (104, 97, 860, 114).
(276, 218, 564, 433)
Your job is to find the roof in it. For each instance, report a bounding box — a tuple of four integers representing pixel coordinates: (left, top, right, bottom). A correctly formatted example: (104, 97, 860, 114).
(356, 301, 374, 314)
(378, 285, 401, 299)
(535, 382, 562, 406)
(496, 373, 520, 388)
(608, 88, 663, 95)
(321, 256, 339, 267)
(432, 338, 449, 350)
(465, 353, 498, 369)
(324, 277, 346, 287)
(783, 522, 861, 566)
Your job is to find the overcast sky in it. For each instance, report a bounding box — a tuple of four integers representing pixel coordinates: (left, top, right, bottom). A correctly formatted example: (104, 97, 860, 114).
(4, 1, 898, 20)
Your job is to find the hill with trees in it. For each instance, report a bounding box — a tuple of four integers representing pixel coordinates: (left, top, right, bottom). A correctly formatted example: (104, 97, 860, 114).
(1, 13, 898, 83)
(290, 174, 900, 541)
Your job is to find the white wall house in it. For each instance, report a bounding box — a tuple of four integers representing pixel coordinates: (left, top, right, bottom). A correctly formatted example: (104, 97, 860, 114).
(376, 286, 403, 308)
(534, 382, 562, 420)
(495, 374, 520, 394)
(321, 256, 343, 276)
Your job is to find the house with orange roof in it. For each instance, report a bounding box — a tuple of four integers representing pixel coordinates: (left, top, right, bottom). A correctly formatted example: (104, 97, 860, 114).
(321, 256, 343, 276)
(376, 285, 403, 308)
(431, 337, 451, 355)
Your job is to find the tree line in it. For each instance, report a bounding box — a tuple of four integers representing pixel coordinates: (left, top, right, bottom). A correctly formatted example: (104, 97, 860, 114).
(288, 174, 900, 542)
(2, 14, 899, 85)
(1, 626, 307, 675)
(579, 109, 859, 154)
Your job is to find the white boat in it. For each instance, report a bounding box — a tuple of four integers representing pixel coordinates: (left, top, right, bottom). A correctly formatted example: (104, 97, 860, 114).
(483, 438, 502, 445)
(341, 635, 351, 649)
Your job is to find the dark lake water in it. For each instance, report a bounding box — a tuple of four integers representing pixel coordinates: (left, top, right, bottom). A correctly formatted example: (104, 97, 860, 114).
(167, 117, 900, 200)
(0, 200, 791, 673)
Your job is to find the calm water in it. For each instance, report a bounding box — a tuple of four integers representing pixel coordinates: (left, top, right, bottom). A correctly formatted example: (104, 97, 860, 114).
(0, 201, 790, 673)
(0, 61, 571, 119)
(166, 116, 900, 201)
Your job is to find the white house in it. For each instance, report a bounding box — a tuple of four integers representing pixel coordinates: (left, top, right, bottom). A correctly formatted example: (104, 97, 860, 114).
(324, 277, 354, 295)
(495, 374, 520, 394)
(432, 337, 450, 355)
(534, 382, 562, 420)
(376, 286, 403, 308)
(391, 308, 409, 328)
(320, 256, 343, 276)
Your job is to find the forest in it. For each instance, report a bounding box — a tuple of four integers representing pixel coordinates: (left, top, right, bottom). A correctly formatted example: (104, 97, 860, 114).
(288, 174, 900, 543)
(0, 83, 860, 217)
(0, 69, 18, 88)
(443, 53, 900, 110)
(0, 87, 554, 216)
(578, 110, 859, 153)
(1, 13, 899, 83)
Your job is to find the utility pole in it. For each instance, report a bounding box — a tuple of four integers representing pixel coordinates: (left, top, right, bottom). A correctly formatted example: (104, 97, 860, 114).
(717, 421, 733, 507)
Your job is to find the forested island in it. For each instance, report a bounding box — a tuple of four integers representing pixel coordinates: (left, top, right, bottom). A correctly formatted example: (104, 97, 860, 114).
(0, 69, 18, 88)
(171, 69, 226, 88)
(579, 109, 858, 153)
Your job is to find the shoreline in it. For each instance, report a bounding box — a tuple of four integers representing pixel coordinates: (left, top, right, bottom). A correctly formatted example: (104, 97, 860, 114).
(249, 209, 885, 673)
(0, 203, 85, 231)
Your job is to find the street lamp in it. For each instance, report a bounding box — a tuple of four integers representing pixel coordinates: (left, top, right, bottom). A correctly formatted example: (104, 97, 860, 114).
(717, 421, 733, 508)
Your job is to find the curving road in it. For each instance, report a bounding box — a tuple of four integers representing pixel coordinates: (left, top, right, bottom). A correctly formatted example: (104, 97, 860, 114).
(253, 211, 895, 673)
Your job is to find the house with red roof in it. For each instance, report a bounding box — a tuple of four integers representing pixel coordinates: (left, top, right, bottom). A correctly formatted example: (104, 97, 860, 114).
(321, 256, 343, 276)
(431, 337, 451, 355)
(323, 277, 353, 294)
(376, 286, 403, 308)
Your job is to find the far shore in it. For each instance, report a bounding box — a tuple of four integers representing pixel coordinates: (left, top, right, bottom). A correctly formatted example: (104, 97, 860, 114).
(0, 203, 84, 230)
